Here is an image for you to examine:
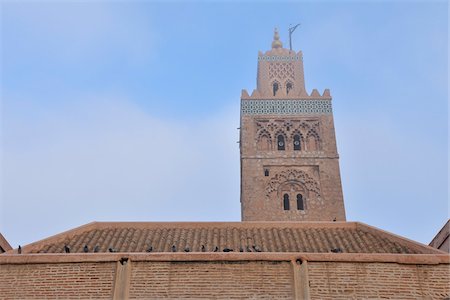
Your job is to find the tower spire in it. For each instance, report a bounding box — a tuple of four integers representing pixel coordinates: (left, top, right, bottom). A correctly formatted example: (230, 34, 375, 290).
(271, 28, 283, 49)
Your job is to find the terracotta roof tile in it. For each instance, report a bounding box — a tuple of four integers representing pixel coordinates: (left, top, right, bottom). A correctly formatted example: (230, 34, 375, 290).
(18, 222, 440, 255)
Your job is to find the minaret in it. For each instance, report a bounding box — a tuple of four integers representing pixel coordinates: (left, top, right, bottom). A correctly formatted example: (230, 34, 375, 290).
(240, 29, 346, 221)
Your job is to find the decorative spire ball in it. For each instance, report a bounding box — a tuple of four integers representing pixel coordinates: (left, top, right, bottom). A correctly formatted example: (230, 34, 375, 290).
(271, 28, 283, 49)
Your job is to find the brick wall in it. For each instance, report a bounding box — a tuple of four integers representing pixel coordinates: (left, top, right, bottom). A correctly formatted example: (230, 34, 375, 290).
(129, 261, 294, 299)
(0, 262, 115, 299)
(1, 259, 448, 299)
(308, 262, 450, 299)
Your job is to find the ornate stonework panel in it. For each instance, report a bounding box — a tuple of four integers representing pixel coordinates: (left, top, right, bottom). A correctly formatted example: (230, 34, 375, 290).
(265, 169, 321, 198)
(241, 99, 332, 115)
(255, 119, 320, 132)
(255, 118, 322, 152)
(269, 62, 295, 81)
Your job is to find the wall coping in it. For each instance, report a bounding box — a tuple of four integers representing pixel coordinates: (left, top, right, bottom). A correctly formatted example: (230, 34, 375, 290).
(1, 252, 448, 265)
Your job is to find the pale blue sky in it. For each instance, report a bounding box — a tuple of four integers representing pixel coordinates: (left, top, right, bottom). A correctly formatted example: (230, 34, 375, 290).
(1, 1, 448, 248)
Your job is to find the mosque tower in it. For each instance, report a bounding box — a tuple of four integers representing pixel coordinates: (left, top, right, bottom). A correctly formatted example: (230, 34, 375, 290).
(240, 28, 346, 221)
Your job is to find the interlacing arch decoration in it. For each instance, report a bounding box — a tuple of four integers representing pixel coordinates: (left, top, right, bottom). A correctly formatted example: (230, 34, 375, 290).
(306, 129, 321, 151)
(254, 119, 322, 151)
(274, 129, 288, 140)
(257, 128, 272, 140)
(265, 169, 321, 198)
(309, 121, 321, 134)
(284, 120, 293, 131)
(266, 122, 278, 132)
(256, 129, 272, 151)
(298, 121, 310, 131)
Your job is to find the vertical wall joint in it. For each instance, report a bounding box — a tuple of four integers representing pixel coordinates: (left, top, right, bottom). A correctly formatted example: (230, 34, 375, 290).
(112, 258, 131, 300)
(292, 258, 310, 300)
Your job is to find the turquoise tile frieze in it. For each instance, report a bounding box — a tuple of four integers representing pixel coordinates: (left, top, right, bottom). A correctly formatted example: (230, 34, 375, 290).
(258, 55, 300, 61)
(241, 99, 332, 115)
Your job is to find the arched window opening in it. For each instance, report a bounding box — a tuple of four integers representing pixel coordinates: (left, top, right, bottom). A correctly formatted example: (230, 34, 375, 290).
(277, 135, 285, 151)
(264, 169, 269, 177)
(273, 82, 279, 96)
(283, 194, 290, 210)
(286, 82, 293, 95)
(297, 194, 304, 210)
(293, 134, 301, 151)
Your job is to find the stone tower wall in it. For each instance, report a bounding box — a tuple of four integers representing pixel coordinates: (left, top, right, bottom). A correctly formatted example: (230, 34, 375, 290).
(240, 31, 346, 221)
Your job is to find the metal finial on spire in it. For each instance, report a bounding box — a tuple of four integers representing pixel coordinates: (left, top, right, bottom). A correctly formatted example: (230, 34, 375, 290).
(271, 28, 283, 49)
(288, 23, 301, 51)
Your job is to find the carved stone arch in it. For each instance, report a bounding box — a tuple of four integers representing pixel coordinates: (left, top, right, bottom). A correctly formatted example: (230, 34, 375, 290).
(265, 169, 321, 198)
(306, 129, 321, 151)
(267, 121, 278, 132)
(290, 129, 304, 140)
(279, 181, 307, 211)
(278, 181, 306, 194)
(256, 129, 272, 151)
(274, 129, 288, 140)
(284, 120, 293, 131)
(257, 128, 272, 139)
(299, 121, 310, 133)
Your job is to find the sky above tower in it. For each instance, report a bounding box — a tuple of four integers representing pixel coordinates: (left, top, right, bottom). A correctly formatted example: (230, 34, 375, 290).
(1, 1, 448, 248)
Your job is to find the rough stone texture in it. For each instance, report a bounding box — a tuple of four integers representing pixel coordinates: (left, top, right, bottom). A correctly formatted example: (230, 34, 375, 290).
(307, 261, 450, 299)
(0, 262, 115, 299)
(129, 261, 293, 299)
(240, 41, 346, 222)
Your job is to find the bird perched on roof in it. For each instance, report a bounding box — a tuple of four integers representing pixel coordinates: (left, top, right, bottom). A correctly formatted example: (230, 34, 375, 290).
(18, 245, 22, 254)
(213, 246, 219, 252)
(93, 245, 100, 253)
(253, 245, 262, 252)
(119, 257, 128, 265)
(146, 246, 153, 253)
(83, 245, 89, 253)
(223, 247, 233, 252)
(171, 245, 177, 252)
(64, 245, 71, 253)
(108, 247, 117, 253)
(201, 245, 206, 252)
(330, 247, 342, 253)
(184, 247, 191, 252)
(333, 217, 337, 222)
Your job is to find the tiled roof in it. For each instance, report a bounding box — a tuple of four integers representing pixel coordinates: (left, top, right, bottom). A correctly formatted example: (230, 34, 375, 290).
(19, 222, 439, 255)
(0, 232, 12, 253)
(429, 219, 449, 251)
